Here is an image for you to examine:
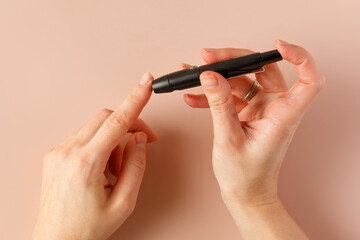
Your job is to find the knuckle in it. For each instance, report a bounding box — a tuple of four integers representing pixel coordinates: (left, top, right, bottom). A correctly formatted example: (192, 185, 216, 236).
(43, 146, 72, 164)
(108, 110, 131, 128)
(312, 74, 326, 93)
(209, 95, 230, 113)
(100, 108, 113, 116)
(116, 196, 136, 216)
(221, 49, 236, 59)
(72, 148, 103, 175)
(318, 74, 326, 90)
(129, 89, 142, 102)
(290, 46, 310, 65)
(44, 147, 55, 158)
(57, 146, 72, 159)
(43, 148, 56, 162)
(293, 55, 306, 65)
(74, 151, 89, 167)
(131, 157, 146, 172)
(53, 147, 66, 159)
(72, 154, 92, 174)
(301, 47, 312, 59)
(129, 153, 146, 172)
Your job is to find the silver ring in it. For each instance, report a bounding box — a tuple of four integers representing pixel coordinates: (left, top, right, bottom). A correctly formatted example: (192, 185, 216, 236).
(242, 80, 260, 102)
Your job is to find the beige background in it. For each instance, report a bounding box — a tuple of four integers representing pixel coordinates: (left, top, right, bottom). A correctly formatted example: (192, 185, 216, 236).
(1, 0, 360, 239)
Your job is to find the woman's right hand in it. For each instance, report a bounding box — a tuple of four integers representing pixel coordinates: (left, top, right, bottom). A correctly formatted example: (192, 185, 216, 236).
(183, 40, 325, 239)
(33, 73, 157, 240)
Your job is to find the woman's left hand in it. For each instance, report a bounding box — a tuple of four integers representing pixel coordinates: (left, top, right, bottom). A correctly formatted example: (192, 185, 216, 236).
(33, 72, 157, 240)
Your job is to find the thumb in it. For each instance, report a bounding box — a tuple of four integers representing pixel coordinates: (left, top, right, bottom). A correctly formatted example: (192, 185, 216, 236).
(200, 71, 243, 143)
(109, 132, 147, 212)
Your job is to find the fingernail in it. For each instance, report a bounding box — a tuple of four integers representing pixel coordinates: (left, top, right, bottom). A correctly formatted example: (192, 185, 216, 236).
(202, 48, 216, 53)
(136, 132, 147, 145)
(139, 72, 151, 85)
(201, 74, 218, 89)
(152, 132, 159, 141)
(277, 39, 290, 46)
(180, 63, 190, 69)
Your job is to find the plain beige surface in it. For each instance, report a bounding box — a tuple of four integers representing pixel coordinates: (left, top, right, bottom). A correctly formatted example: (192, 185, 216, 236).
(1, 0, 360, 239)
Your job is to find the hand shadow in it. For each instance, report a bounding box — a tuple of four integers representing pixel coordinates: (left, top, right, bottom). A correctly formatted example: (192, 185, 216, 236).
(278, 81, 359, 240)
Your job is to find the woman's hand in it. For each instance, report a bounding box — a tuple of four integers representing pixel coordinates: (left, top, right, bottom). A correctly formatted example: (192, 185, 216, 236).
(32, 73, 157, 240)
(183, 40, 325, 239)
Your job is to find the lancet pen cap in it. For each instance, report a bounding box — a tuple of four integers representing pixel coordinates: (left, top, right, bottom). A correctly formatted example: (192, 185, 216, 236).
(152, 75, 171, 93)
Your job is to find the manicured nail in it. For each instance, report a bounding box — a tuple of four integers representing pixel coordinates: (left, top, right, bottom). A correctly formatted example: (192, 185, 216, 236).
(139, 72, 151, 85)
(180, 63, 190, 69)
(277, 39, 290, 46)
(201, 75, 218, 89)
(136, 132, 147, 145)
(202, 48, 216, 53)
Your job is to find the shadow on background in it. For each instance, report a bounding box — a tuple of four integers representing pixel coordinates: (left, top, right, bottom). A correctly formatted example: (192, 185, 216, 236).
(279, 78, 360, 240)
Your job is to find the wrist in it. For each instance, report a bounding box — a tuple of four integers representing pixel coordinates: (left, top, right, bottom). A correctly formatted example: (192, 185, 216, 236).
(32, 222, 77, 240)
(222, 192, 280, 214)
(220, 184, 279, 210)
(222, 195, 309, 240)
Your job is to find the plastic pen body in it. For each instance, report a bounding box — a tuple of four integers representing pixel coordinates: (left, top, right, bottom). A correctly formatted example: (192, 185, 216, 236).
(152, 49, 282, 93)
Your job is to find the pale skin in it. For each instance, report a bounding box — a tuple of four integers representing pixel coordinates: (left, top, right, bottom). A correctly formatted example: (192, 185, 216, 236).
(33, 40, 325, 240)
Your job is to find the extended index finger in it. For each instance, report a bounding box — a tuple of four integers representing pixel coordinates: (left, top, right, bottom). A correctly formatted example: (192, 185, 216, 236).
(88, 72, 154, 155)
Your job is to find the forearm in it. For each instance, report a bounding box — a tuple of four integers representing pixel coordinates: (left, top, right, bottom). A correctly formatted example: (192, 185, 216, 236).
(224, 197, 308, 240)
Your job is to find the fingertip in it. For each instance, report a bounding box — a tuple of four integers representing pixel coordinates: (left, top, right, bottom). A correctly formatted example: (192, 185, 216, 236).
(199, 73, 218, 92)
(183, 93, 195, 107)
(179, 63, 192, 70)
(150, 134, 159, 142)
(148, 131, 159, 142)
(147, 71, 154, 80)
(137, 72, 154, 102)
(275, 40, 293, 63)
(276, 41, 315, 68)
(276, 39, 291, 46)
(147, 72, 155, 85)
(179, 63, 186, 70)
(201, 48, 216, 54)
(201, 48, 217, 63)
(275, 39, 289, 57)
(200, 70, 216, 79)
(184, 93, 190, 101)
(135, 131, 147, 146)
(139, 72, 154, 85)
(200, 71, 227, 89)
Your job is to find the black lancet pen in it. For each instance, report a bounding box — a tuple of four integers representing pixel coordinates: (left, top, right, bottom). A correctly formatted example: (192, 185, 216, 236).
(152, 49, 282, 93)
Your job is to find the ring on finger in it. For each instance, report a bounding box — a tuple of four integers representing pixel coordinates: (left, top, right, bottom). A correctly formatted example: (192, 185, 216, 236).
(242, 79, 261, 102)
